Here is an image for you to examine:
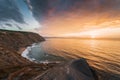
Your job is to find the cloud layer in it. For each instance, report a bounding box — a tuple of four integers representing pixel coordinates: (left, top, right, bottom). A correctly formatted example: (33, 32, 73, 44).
(0, 0, 24, 23)
(0, 0, 25, 30)
(26, 0, 120, 21)
(26, 0, 120, 37)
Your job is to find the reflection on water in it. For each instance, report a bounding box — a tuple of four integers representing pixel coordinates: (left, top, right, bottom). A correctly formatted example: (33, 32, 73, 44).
(25, 38, 120, 79)
(23, 43, 66, 63)
(41, 38, 120, 76)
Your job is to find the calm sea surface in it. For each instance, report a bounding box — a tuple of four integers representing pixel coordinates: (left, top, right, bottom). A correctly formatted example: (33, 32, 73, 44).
(25, 38, 120, 78)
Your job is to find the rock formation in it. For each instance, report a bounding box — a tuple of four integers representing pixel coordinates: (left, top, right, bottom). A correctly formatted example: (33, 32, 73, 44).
(34, 59, 98, 80)
(0, 29, 45, 51)
(0, 29, 99, 80)
(0, 29, 49, 79)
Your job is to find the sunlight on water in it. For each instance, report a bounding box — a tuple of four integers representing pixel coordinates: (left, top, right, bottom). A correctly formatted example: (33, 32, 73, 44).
(40, 38, 120, 76)
(24, 38, 120, 78)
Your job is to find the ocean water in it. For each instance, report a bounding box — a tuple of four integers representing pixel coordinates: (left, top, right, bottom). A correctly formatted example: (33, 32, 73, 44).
(23, 38, 120, 79)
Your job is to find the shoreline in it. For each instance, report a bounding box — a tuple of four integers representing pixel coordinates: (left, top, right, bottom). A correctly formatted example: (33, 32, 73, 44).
(0, 29, 46, 79)
(21, 43, 38, 62)
(21, 42, 65, 64)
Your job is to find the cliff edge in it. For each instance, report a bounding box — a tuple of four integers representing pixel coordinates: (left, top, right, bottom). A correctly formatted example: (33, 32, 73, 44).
(0, 29, 100, 80)
(0, 29, 50, 79)
(0, 29, 45, 51)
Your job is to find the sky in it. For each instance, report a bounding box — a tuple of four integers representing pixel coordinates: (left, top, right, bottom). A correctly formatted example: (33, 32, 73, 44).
(0, 0, 40, 31)
(0, 0, 120, 38)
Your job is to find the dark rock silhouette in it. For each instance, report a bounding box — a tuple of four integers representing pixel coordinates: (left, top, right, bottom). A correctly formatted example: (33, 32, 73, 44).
(34, 59, 98, 80)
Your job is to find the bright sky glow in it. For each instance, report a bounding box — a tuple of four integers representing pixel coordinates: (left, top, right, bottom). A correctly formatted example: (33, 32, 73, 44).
(63, 28, 120, 38)
(0, 0, 120, 38)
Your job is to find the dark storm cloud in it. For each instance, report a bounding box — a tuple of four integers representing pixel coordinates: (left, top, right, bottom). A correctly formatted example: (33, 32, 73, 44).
(25, 0, 50, 21)
(26, 0, 120, 22)
(0, 0, 24, 23)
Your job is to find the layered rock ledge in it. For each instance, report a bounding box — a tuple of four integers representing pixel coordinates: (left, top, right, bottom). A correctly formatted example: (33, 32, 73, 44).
(0, 29, 48, 79)
(1, 29, 112, 80)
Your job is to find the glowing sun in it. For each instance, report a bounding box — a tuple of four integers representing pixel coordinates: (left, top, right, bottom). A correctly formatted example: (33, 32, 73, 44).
(91, 35, 96, 38)
(89, 31, 98, 38)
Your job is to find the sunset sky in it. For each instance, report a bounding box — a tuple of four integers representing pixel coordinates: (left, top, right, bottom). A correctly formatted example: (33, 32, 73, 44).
(0, 0, 120, 38)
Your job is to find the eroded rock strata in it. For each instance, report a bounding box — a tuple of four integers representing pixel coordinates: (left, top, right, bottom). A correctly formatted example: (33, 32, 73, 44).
(0, 29, 99, 80)
(0, 29, 45, 51)
(0, 29, 49, 79)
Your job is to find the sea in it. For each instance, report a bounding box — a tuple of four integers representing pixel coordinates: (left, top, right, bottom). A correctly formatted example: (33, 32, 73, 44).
(22, 38, 120, 79)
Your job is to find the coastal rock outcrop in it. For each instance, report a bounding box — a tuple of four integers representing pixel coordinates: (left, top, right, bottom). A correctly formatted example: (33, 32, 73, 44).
(0, 29, 46, 79)
(34, 59, 98, 80)
(0, 29, 98, 80)
(0, 29, 45, 51)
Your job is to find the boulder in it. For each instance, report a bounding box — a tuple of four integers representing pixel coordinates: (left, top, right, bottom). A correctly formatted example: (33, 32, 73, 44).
(34, 58, 98, 80)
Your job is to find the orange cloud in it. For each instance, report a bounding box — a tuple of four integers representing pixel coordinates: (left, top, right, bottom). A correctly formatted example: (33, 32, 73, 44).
(27, 0, 120, 37)
(38, 10, 120, 37)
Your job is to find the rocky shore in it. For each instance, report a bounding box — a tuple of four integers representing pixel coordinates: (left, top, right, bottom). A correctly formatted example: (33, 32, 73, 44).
(0, 29, 51, 80)
(1, 29, 118, 80)
(0, 29, 45, 51)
